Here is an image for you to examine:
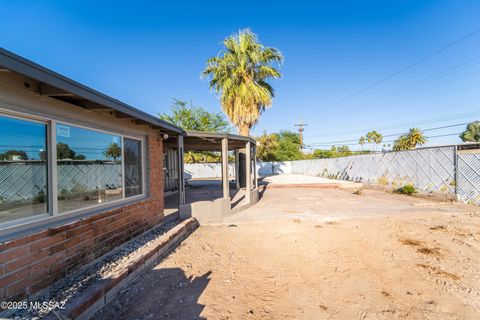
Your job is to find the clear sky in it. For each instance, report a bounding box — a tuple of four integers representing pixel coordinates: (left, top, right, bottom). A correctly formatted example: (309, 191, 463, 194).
(1, 1, 479, 150)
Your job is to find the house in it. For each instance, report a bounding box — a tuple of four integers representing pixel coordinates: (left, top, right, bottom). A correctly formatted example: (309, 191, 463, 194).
(0, 48, 258, 304)
(0, 48, 188, 303)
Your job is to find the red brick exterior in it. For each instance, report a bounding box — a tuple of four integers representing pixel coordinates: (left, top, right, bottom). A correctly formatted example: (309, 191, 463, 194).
(0, 135, 165, 302)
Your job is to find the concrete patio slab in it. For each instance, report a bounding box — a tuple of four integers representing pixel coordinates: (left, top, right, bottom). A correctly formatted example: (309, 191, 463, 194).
(261, 173, 362, 189)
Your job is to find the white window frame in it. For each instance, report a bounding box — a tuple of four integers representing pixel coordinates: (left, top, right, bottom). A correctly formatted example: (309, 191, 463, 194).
(122, 136, 146, 199)
(0, 110, 148, 234)
(0, 111, 51, 225)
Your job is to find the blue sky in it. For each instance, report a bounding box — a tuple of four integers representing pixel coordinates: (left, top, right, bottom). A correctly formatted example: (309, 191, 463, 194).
(0, 116, 46, 160)
(56, 124, 121, 160)
(0, 1, 479, 150)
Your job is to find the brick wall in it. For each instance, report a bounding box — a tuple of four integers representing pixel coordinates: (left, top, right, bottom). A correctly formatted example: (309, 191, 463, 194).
(0, 135, 165, 302)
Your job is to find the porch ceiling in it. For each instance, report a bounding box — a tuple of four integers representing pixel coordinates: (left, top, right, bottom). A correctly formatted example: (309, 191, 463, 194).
(182, 131, 256, 151)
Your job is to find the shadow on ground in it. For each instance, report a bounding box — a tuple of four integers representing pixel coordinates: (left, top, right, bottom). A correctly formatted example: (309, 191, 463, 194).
(94, 268, 211, 320)
(164, 179, 248, 217)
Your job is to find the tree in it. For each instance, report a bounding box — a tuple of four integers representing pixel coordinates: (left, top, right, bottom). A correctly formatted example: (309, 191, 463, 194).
(159, 99, 231, 133)
(0, 150, 28, 161)
(183, 151, 231, 164)
(312, 145, 352, 159)
(405, 127, 426, 148)
(275, 131, 303, 161)
(104, 143, 122, 162)
(359, 136, 366, 151)
(459, 121, 480, 142)
(337, 145, 352, 157)
(393, 136, 409, 151)
(312, 149, 335, 159)
(57, 142, 74, 159)
(160, 99, 232, 164)
(393, 128, 427, 151)
(255, 130, 302, 161)
(256, 131, 280, 161)
(57, 142, 86, 160)
(366, 130, 383, 151)
(202, 29, 283, 136)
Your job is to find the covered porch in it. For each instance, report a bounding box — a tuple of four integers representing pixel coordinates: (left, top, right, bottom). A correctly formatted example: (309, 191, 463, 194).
(164, 131, 259, 223)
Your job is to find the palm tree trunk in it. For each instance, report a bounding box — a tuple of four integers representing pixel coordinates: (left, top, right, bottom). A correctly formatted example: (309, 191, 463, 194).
(239, 124, 250, 137)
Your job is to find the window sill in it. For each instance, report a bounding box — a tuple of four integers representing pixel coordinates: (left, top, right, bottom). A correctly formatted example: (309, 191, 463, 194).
(0, 194, 149, 243)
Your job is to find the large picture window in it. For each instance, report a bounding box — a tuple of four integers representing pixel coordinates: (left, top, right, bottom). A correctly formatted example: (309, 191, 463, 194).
(124, 138, 143, 197)
(0, 115, 48, 223)
(0, 111, 146, 227)
(56, 124, 124, 213)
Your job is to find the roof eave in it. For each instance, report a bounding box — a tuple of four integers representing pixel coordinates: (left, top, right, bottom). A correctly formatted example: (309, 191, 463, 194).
(0, 48, 184, 135)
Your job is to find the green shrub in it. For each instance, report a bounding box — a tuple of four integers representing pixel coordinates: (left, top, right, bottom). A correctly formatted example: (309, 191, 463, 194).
(396, 184, 416, 195)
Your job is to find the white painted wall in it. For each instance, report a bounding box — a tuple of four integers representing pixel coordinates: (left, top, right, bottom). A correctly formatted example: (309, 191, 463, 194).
(257, 161, 292, 175)
(185, 161, 291, 179)
(184, 163, 236, 179)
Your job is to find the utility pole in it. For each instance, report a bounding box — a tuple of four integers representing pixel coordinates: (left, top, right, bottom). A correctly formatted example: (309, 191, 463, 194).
(294, 118, 308, 150)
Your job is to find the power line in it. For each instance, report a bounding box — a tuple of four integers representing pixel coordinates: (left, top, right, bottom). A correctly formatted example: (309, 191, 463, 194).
(307, 111, 480, 139)
(317, 82, 480, 118)
(304, 131, 462, 149)
(316, 28, 480, 113)
(381, 132, 462, 144)
(308, 56, 480, 123)
(305, 132, 463, 148)
(397, 55, 480, 92)
(306, 122, 469, 146)
(425, 132, 463, 139)
(361, 56, 480, 108)
(305, 55, 480, 126)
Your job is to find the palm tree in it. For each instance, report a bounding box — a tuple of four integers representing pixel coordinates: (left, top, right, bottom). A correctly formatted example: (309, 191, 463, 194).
(393, 128, 427, 151)
(405, 127, 427, 148)
(374, 132, 383, 149)
(359, 136, 366, 152)
(393, 136, 409, 151)
(366, 131, 383, 151)
(202, 29, 283, 136)
(104, 142, 122, 162)
(366, 132, 374, 150)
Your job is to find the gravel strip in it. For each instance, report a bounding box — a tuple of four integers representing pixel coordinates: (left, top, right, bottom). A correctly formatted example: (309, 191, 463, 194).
(8, 219, 181, 320)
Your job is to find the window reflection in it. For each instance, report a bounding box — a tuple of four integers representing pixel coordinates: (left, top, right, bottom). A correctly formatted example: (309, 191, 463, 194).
(0, 115, 48, 223)
(56, 124, 123, 213)
(124, 138, 142, 197)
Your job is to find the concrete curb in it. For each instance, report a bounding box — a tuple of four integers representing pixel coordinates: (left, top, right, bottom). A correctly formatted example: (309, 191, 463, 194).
(48, 218, 199, 320)
(262, 183, 350, 189)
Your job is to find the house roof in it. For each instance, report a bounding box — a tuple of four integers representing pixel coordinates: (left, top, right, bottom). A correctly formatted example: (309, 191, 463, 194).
(0, 48, 184, 135)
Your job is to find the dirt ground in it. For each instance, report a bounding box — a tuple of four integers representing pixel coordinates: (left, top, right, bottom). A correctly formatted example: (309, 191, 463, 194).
(94, 187, 480, 320)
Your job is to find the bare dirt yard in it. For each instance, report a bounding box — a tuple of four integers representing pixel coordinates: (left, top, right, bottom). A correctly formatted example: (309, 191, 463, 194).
(94, 187, 480, 320)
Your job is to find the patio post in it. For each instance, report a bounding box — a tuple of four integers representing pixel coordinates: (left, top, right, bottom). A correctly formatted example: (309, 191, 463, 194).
(234, 149, 240, 190)
(221, 138, 229, 198)
(177, 135, 185, 205)
(245, 141, 252, 203)
(254, 144, 258, 189)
